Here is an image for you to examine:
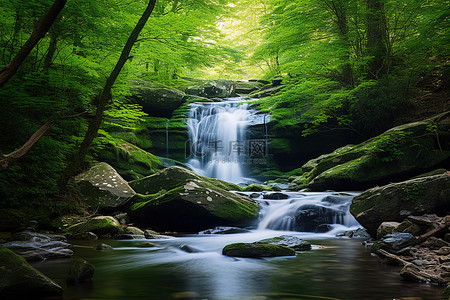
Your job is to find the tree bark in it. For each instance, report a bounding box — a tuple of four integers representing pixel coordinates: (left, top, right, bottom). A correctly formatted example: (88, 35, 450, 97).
(0, 121, 51, 170)
(58, 0, 157, 189)
(0, 0, 67, 87)
(366, 0, 387, 79)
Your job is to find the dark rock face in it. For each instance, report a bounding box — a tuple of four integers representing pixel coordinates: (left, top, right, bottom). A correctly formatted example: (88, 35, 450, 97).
(234, 81, 264, 94)
(0, 248, 63, 297)
(222, 242, 296, 258)
(380, 232, 415, 251)
(262, 192, 289, 200)
(185, 80, 234, 98)
(129, 80, 186, 118)
(129, 180, 259, 232)
(350, 173, 450, 237)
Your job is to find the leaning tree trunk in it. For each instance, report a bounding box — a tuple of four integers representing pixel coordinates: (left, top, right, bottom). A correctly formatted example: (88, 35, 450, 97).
(58, 0, 157, 189)
(0, 0, 67, 87)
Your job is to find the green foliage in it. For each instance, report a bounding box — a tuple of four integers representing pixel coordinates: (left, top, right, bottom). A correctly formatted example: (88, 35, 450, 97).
(372, 130, 412, 162)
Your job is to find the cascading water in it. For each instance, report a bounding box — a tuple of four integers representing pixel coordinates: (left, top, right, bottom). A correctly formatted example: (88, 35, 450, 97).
(254, 192, 360, 233)
(186, 97, 267, 184)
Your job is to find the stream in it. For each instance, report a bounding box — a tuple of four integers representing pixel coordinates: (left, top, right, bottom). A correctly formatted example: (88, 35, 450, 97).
(32, 192, 444, 299)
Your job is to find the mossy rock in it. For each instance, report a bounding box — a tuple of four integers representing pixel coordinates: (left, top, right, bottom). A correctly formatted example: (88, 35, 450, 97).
(129, 166, 242, 195)
(257, 235, 312, 251)
(94, 136, 165, 180)
(65, 216, 124, 235)
(75, 162, 136, 209)
(350, 173, 450, 237)
(222, 242, 296, 258)
(129, 180, 258, 232)
(290, 112, 450, 191)
(243, 184, 273, 192)
(0, 248, 63, 297)
(67, 259, 95, 284)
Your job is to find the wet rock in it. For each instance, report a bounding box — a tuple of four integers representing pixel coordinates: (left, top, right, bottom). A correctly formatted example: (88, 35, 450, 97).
(222, 242, 296, 258)
(124, 226, 145, 235)
(179, 244, 202, 253)
(351, 173, 450, 237)
(0, 249, 63, 297)
(137, 242, 156, 248)
(129, 80, 186, 118)
(67, 259, 94, 284)
(65, 216, 124, 236)
(75, 162, 136, 210)
(130, 179, 258, 232)
(10, 231, 67, 243)
(1, 234, 73, 261)
(96, 243, 113, 251)
(185, 80, 234, 98)
(71, 232, 98, 240)
(381, 233, 415, 251)
(315, 224, 333, 233)
(377, 222, 401, 239)
(440, 255, 450, 263)
(249, 193, 261, 199)
(199, 226, 251, 235)
(257, 235, 312, 251)
(295, 206, 346, 232)
(129, 166, 242, 195)
(234, 80, 264, 94)
(262, 192, 289, 200)
(341, 228, 371, 239)
(144, 231, 172, 239)
(400, 263, 430, 282)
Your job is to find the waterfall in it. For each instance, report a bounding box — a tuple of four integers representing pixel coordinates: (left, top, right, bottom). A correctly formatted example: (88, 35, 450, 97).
(186, 98, 267, 184)
(255, 192, 360, 232)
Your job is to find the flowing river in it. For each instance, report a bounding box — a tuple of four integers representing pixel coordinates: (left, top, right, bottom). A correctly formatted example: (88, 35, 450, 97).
(32, 192, 443, 299)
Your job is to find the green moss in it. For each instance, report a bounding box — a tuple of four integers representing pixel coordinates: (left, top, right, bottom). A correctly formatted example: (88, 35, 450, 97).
(65, 216, 124, 235)
(243, 184, 273, 192)
(401, 182, 425, 202)
(222, 242, 296, 257)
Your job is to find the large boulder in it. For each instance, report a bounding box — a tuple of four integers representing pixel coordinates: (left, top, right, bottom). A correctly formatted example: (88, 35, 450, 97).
(289, 112, 450, 191)
(257, 235, 312, 251)
(222, 242, 296, 258)
(75, 163, 136, 210)
(350, 173, 450, 237)
(65, 216, 124, 236)
(129, 80, 186, 118)
(129, 180, 259, 232)
(185, 80, 234, 98)
(0, 248, 63, 297)
(129, 166, 242, 194)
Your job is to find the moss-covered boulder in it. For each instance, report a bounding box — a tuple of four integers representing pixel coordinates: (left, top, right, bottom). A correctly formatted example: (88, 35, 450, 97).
(243, 184, 273, 192)
(129, 80, 186, 118)
(257, 235, 312, 251)
(0, 248, 63, 297)
(129, 180, 258, 232)
(289, 112, 450, 191)
(234, 81, 264, 94)
(222, 242, 296, 258)
(75, 163, 136, 209)
(350, 173, 450, 237)
(94, 136, 165, 180)
(129, 166, 242, 194)
(65, 216, 124, 235)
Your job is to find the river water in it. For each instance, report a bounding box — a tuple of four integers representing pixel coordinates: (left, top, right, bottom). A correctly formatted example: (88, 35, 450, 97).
(32, 192, 444, 299)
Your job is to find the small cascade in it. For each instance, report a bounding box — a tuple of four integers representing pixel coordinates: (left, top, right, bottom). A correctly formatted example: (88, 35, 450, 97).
(186, 98, 267, 184)
(255, 192, 359, 232)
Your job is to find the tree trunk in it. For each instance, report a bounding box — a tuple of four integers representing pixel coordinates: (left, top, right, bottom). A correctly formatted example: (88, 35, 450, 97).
(0, 121, 51, 170)
(0, 0, 67, 87)
(58, 0, 157, 189)
(366, 0, 387, 79)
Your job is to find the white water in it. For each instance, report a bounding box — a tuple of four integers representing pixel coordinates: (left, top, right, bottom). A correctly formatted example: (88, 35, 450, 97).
(186, 98, 267, 184)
